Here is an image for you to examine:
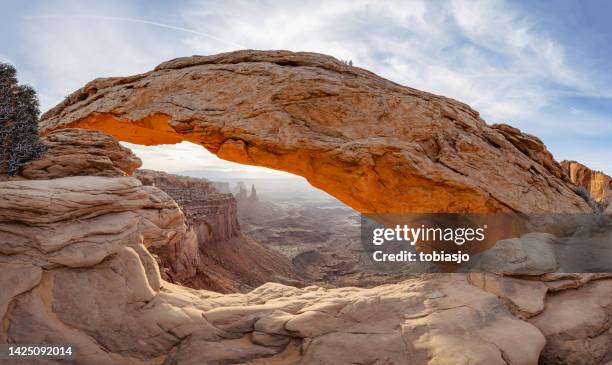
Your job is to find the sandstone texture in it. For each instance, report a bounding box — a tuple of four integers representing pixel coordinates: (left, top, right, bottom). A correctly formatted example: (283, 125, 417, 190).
(562, 160, 611, 212)
(40, 50, 591, 213)
(1, 174, 610, 364)
(0, 176, 612, 365)
(0, 177, 547, 364)
(21, 128, 141, 179)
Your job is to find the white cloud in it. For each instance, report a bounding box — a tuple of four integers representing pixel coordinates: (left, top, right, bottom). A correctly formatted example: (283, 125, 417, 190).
(180, 0, 585, 123)
(8, 0, 610, 174)
(124, 141, 295, 177)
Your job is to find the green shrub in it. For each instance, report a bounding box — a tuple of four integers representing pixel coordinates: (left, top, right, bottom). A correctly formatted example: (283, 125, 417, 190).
(0, 62, 47, 175)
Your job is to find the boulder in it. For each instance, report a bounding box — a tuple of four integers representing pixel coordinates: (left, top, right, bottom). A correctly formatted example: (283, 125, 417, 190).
(469, 232, 559, 275)
(530, 279, 612, 364)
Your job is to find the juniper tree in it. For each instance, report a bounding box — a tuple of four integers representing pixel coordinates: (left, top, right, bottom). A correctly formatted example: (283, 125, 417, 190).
(0, 62, 47, 175)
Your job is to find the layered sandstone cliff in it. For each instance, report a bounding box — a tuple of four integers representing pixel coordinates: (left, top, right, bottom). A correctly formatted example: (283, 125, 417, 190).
(136, 169, 240, 243)
(39, 50, 591, 214)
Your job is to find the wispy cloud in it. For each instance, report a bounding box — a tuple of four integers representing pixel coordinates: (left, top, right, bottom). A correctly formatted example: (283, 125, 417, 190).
(5, 0, 611, 174)
(179, 0, 611, 173)
(23, 14, 246, 49)
(180, 0, 587, 121)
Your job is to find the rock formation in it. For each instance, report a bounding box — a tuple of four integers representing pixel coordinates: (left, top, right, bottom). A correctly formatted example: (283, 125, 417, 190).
(134, 169, 295, 293)
(234, 182, 249, 202)
(21, 128, 141, 179)
(0, 173, 548, 364)
(562, 160, 611, 212)
(233, 181, 247, 193)
(6, 126, 293, 293)
(249, 184, 258, 202)
(39, 50, 591, 214)
(2, 169, 610, 364)
(136, 169, 240, 242)
(1, 51, 610, 364)
(211, 181, 230, 193)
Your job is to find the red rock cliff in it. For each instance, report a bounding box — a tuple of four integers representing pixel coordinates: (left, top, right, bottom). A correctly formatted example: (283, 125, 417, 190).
(561, 160, 611, 211)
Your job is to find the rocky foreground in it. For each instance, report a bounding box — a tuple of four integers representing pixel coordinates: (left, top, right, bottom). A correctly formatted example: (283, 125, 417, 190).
(1, 163, 610, 364)
(1, 50, 612, 364)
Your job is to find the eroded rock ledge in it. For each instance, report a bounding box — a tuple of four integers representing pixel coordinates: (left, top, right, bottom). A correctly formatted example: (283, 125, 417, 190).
(2, 172, 611, 364)
(40, 50, 590, 214)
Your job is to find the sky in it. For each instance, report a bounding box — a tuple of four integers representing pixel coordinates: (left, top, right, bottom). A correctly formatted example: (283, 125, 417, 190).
(1, 0, 611, 176)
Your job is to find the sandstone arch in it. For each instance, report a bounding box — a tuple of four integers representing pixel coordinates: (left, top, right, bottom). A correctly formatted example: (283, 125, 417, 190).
(40, 50, 589, 213)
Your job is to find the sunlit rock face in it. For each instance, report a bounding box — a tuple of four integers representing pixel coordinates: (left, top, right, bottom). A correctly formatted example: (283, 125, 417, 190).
(561, 160, 611, 211)
(40, 50, 591, 214)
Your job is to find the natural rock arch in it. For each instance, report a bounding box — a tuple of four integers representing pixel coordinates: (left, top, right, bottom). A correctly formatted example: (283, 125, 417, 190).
(40, 50, 589, 214)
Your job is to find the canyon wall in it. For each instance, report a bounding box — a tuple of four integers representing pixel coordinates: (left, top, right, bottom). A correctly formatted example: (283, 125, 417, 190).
(135, 169, 240, 243)
(134, 169, 295, 293)
(39, 50, 591, 214)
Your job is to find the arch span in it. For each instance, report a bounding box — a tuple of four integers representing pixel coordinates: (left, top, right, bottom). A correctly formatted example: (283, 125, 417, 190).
(40, 50, 589, 213)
